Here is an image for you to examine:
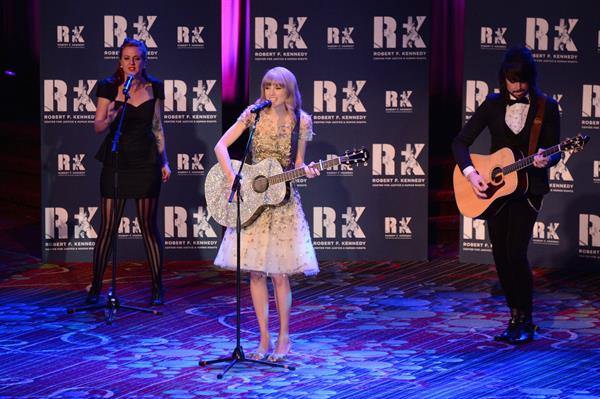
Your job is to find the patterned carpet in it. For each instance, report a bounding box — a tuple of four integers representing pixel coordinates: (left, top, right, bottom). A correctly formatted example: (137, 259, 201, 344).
(0, 253, 599, 399)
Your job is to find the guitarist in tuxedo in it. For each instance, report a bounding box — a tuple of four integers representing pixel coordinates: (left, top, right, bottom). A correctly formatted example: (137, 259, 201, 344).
(452, 46, 560, 344)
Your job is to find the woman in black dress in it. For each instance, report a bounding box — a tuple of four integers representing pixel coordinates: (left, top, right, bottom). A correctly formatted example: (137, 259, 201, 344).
(86, 38, 170, 305)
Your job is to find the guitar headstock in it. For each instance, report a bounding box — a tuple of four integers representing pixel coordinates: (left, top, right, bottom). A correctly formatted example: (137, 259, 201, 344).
(561, 134, 590, 153)
(341, 148, 369, 167)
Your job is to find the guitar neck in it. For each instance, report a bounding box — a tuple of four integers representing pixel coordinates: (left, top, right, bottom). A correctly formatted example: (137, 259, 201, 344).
(502, 143, 561, 175)
(268, 157, 342, 185)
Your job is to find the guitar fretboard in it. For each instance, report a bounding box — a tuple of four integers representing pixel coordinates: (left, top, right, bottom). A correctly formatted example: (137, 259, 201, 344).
(268, 157, 346, 185)
(502, 144, 562, 175)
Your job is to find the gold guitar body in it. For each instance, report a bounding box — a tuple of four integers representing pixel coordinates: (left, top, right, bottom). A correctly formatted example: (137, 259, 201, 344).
(453, 147, 527, 219)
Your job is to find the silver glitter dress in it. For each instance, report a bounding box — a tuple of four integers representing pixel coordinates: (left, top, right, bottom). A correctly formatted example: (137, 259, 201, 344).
(213, 107, 319, 276)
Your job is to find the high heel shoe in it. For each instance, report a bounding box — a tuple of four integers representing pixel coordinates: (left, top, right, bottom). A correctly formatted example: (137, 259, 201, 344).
(85, 284, 101, 304)
(85, 291, 100, 304)
(150, 287, 165, 306)
(248, 341, 274, 361)
(267, 340, 291, 362)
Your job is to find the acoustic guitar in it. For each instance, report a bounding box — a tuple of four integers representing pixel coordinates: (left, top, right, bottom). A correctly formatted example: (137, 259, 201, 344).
(205, 148, 369, 228)
(453, 134, 589, 219)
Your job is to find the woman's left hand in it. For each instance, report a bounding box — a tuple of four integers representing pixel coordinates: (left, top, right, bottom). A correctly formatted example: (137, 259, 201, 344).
(533, 148, 549, 168)
(304, 162, 320, 179)
(162, 164, 172, 182)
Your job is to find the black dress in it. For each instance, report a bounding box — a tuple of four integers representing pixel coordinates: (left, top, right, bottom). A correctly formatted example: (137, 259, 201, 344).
(95, 78, 164, 199)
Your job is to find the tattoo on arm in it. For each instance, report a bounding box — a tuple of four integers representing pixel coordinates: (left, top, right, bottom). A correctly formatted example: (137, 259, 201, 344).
(152, 112, 164, 150)
(152, 110, 168, 165)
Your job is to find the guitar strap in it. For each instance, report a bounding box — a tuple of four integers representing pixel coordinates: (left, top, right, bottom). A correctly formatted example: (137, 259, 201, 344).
(289, 108, 301, 169)
(528, 95, 546, 156)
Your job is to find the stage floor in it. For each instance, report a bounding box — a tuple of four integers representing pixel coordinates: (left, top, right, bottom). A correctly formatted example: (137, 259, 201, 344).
(0, 253, 599, 399)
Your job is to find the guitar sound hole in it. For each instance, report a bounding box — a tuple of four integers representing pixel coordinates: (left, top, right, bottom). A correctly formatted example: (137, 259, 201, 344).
(253, 176, 269, 193)
(491, 167, 503, 184)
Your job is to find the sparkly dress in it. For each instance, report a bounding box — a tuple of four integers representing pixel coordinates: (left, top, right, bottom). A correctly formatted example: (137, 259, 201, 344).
(214, 107, 319, 276)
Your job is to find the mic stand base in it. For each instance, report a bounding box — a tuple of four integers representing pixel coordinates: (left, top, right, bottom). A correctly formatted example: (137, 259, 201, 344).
(199, 345, 295, 379)
(67, 288, 162, 325)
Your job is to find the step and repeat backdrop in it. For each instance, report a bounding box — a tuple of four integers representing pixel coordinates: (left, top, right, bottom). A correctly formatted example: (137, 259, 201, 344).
(41, 0, 222, 262)
(41, 0, 431, 263)
(460, 0, 600, 267)
(249, 0, 431, 260)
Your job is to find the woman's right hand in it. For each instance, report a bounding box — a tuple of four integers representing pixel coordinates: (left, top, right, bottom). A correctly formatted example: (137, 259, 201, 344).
(106, 101, 121, 125)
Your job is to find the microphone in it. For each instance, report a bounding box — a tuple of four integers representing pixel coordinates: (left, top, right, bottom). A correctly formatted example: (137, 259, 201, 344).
(250, 100, 272, 113)
(122, 74, 135, 97)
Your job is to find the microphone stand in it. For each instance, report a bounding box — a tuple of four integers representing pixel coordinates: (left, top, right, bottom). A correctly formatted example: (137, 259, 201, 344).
(199, 109, 294, 378)
(68, 85, 161, 324)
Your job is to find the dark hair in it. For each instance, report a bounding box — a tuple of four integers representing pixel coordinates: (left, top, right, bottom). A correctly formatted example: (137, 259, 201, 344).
(110, 38, 149, 85)
(498, 46, 537, 98)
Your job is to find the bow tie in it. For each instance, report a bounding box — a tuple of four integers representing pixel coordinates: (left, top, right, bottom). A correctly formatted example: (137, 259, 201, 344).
(507, 97, 529, 106)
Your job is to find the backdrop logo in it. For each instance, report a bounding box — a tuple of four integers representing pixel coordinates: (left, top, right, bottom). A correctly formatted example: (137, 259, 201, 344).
(552, 93, 563, 114)
(57, 154, 86, 176)
(313, 80, 367, 125)
(177, 26, 205, 49)
(525, 17, 578, 63)
(73, 80, 96, 112)
(532, 221, 560, 245)
(44, 80, 68, 112)
(372, 144, 396, 176)
(254, 17, 308, 61)
(462, 216, 491, 252)
(581, 84, 600, 130)
(579, 213, 600, 259)
(164, 79, 218, 124)
(324, 153, 353, 177)
(164, 206, 218, 249)
(44, 207, 98, 251)
(384, 216, 412, 240)
(465, 80, 488, 113)
(43, 79, 97, 124)
(400, 144, 425, 176)
(593, 160, 600, 184)
(373, 16, 427, 60)
(372, 143, 426, 188)
(56, 25, 85, 48)
(385, 90, 413, 113)
(480, 26, 507, 49)
(312, 206, 367, 250)
(327, 26, 354, 50)
(103, 15, 158, 59)
(118, 214, 141, 239)
(177, 153, 205, 176)
(549, 151, 574, 192)
(374, 16, 397, 49)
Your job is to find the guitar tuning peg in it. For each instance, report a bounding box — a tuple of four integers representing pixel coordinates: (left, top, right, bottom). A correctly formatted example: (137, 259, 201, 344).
(353, 147, 357, 152)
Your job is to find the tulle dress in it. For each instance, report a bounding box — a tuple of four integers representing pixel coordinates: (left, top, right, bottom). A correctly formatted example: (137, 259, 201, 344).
(213, 107, 319, 276)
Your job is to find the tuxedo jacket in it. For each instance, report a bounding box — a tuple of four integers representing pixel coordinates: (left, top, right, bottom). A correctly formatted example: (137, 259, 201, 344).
(452, 91, 561, 196)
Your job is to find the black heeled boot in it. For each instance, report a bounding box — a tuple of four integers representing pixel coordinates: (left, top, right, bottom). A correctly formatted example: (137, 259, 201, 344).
(494, 308, 520, 342)
(509, 312, 538, 344)
(85, 283, 101, 304)
(150, 281, 164, 306)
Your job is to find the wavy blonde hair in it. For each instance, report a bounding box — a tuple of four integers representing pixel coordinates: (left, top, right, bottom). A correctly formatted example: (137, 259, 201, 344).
(258, 66, 302, 113)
